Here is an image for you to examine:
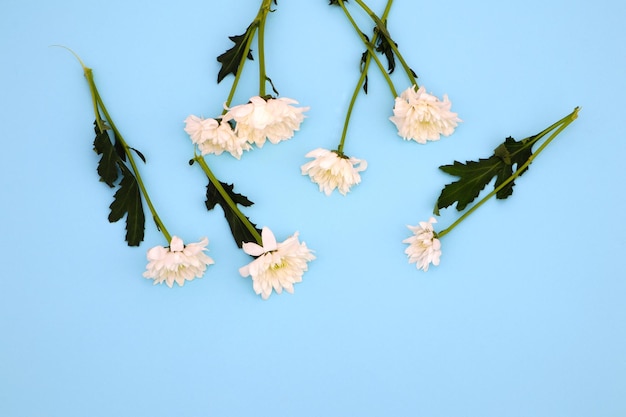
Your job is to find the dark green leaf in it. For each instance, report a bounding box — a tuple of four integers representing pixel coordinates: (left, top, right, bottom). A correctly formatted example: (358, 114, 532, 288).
(436, 156, 502, 213)
(435, 136, 535, 214)
(108, 164, 145, 246)
(265, 76, 279, 96)
(113, 131, 126, 162)
(92, 122, 119, 188)
(374, 26, 396, 74)
(205, 180, 261, 248)
(359, 50, 369, 93)
(216, 25, 255, 84)
(130, 147, 146, 164)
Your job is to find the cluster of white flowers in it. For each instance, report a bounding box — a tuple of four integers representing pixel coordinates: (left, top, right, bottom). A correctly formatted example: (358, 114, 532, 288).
(143, 236, 215, 287)
(225, 96, 309, 147)
(390, 85, 461, 143)
(184, 115, 250, 159)
(239, 227, 315, 300)
(403, 217, 442, 272)
(301, 148, 367, 196)
(185, 96, 308, 157)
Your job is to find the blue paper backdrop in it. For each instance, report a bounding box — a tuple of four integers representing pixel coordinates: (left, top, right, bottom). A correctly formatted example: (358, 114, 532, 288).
(1, 0, 625, 416)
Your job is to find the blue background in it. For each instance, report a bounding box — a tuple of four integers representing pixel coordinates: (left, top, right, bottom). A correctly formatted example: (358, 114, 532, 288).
(1, 0, 625, 416)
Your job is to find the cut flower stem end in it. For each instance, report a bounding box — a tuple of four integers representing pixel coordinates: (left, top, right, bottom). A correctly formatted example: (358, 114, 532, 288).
(436, 107, 580, 240)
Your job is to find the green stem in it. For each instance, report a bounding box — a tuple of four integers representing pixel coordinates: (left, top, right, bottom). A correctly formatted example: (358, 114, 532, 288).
(336, 67, 367, 155)
(338, 0, 397, 98)
(193, 156, 263, 245)
(336, 0, 394, 155)
(92, 85, 173, 243)
(437, 107, 580, 239)
(222, 0, 273, 112)
(353, 0, 418, 87)
(223, 23, 258, 112)
(257, 0, 271, 97)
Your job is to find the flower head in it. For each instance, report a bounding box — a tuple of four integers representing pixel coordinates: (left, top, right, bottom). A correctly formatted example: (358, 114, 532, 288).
(143, 236, 215, 287)
(224, 96, 309, 147)
(301, 148, 367, 196)
(403, 217, 441, 271)
(184, 115, 251, 159)
(239, 227, 315, 300)
(390, 85, 461, 143)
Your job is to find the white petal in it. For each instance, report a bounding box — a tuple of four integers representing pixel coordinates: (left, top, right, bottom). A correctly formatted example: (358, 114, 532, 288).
(261, 227, 277, 252)
(242, 241, 266, 257)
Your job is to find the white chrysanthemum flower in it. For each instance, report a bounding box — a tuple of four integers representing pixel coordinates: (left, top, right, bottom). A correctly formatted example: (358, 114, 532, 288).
(403, 217, 441, 271)
(301, 148, 367, 196)
(184, 115, 251, 159)
(224, 96, 309, 147)
(143, 236, 215, 287)
(390, 85, 461, 143)
(239, 227, 315, 300)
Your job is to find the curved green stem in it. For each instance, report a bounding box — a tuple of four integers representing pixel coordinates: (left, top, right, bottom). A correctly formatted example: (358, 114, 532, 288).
(352, 0, 418, 87)
(193, 156, 263, 245)
(336, 0, 394, 155)
(338, 0, 397, 98)
(337, 65, 368, 155)
(437, 107, 580, 239)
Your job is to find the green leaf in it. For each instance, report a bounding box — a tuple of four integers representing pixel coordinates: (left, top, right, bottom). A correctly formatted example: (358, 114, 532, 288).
(108, 164, 145, 246)
(216, 25, 255, 84)
(435, 136, 535, 214)
(113, 131, 126, 162)
(130, 147, 146, 164)
(374, 26, 396, 74)
(265, 76, 279, 96)
(92, 122, 119, 188)
(205, 180, 261, 248)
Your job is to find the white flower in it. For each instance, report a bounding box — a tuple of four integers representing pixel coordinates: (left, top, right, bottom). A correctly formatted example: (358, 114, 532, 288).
(224, 96, 309, 147)
(239, 227, 315, 300)
(143, 236, 215, 287)
(301, 148, 367, 196)
(403, 217, 441, 272)
(184, 115, 251, 159)
(390, 85, 461, 143)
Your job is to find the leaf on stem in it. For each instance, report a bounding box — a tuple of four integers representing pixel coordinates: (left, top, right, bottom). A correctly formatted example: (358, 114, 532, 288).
(359, 51, 369, 93)
(205, 181, 262, 248)
(108, 164, 146, 247)
(216, 25, 255, 84)
(374, 25, 396, 74)
(92, 120, 146, 246)
(434, 136, 535, 214)
(93, 122, 120, 188)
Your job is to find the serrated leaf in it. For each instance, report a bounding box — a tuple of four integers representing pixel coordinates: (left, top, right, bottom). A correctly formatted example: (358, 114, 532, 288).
(216, 25, 255, 84)
(205, 180, 261, 248)
(108, 165, 145, 246)
(435, 136, 535, 213)
(93, 122, 119, 188)
(436, 156, 502, 213)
